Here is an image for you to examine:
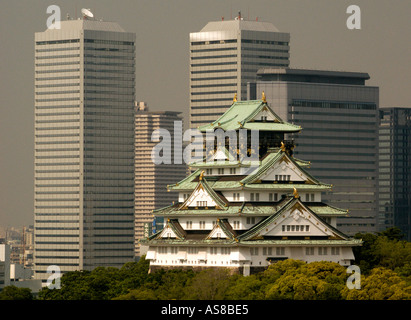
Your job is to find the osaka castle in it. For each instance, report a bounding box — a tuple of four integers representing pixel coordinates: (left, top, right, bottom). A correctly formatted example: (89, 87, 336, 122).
(141, 95, 362, 275)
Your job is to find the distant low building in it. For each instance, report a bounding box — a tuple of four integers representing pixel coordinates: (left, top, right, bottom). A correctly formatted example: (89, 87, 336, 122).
(0, 244, 10, 289)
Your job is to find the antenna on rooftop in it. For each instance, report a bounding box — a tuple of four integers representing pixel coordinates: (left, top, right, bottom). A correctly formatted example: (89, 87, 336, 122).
(81, 8, 94, 20)
(235, 11, 243, 21)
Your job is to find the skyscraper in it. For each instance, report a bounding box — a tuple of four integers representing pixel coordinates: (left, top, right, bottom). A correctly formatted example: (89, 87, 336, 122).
(34, 16, 136, 282)
(250, 68, 379, 235)
(378, 107, 411, 240)
(189, 13, 290, 129)
(134, 102, 187, 256)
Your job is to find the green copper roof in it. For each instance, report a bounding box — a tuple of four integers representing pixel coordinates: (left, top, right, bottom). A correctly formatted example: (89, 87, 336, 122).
(240, 150, 329, 187)
(197, 100, 301, 133)
(307, 203, 348, 216)
(237, 197, 350, 242)
(189, 147, 310, 168)
(141, 238, 362, 246)
(153, 195, 347, 218)
(168, 150, 331, 192)
(178, 174, 229, 210)
(168, 174, 331, 192)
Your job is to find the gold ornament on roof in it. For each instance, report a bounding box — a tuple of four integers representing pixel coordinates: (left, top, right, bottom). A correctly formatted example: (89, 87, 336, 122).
(262, 91, 267, 103)
(293, 187, 299, 199)
(233, 93, 237, 103)
(199, 170, 205, 181)
(280, 141, 286, 152)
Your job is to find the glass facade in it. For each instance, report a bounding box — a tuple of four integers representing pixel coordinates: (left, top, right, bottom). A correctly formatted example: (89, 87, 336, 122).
(252, 69, 380, 235)
(34, 20, 136, 281)
(378, 108, 411, 240)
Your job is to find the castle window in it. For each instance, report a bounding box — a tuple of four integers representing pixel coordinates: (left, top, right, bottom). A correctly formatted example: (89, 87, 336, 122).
(196, 201, 207, 207)
(246, 217, 256, 224)
(199, 221, 206, 229)
(159, 247, 168, 254)
(318, 247, 328, 255)
(221, 248, 231, 255)
(269, 193, 279, 201)
(186, 221, 192, 229)
(188, 247, 198, 254)
(250, 247, 259, 256)
(305, 247, 314, 255)
(283, 225, 310, 232)
(263, 247, 272, 255)
(250, 193, 259, 201)
(230, 168, 237, 174)
(331, 247, 340, 255)
(276, 247, 285, 255)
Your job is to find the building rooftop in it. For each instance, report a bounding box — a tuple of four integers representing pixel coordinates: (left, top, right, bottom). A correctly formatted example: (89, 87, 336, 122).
(198, 99, 301, 133)
(199, 18, 280, 33)
(256, 68, 370, 85)
(43, 19, 126, 33)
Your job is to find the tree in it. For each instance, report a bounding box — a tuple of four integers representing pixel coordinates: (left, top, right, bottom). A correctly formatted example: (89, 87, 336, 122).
(0, 286, 33, 300)
(353, 232, 379, 274)
(374, 236, 411, 271)
(224, 274, 264, 300)
(264, 260, 347, 300)
(378, 227, 404, 241)
(183, 268, 233, 300)
(113, 288, 157, 300)
(341, 267, 411, 300)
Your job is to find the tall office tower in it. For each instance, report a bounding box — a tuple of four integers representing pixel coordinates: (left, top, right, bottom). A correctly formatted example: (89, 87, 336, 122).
(378, 107, 411, 240)
(189, 13, 290, 129)
(34, 16, 136, 282)
(250, 68, 379, 235)
(134, 102, 187, 256)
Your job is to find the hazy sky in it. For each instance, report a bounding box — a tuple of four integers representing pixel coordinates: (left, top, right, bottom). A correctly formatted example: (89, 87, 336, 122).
(0, 0, 410, 229)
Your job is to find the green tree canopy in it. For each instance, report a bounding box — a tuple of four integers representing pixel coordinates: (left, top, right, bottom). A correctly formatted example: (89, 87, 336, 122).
(0, 286, 33, 300)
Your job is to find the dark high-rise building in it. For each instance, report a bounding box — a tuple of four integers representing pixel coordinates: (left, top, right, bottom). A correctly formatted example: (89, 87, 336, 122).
(378, 107, 411, 240)
(249, 68, 380, 236)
